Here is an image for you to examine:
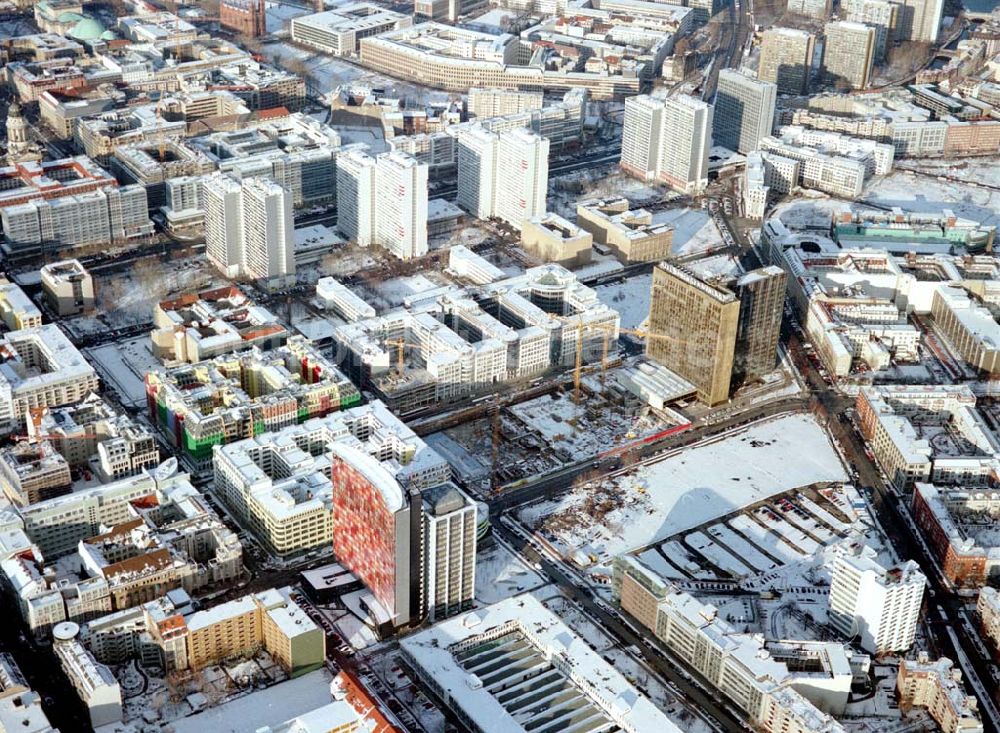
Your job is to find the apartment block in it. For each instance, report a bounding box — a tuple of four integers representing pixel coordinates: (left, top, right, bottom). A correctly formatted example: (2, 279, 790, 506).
(111, 140, 215, 212)
(575, 197, 673, 263)
(39, 259, 94, 316)
(758, 28, 815, 95)
(456, 126, 549, 230)
(845, 0, 898, 59)
(978, 587, 1000, 653)
(1, 475, 242, 636)
(931, 285, 1000, 375)
(53, 627, 122, 729)
(855, 385, 1000, 490)
(612, 557, 851, 733)
(896, 654, 983, 733)
(714, 69, 777, 153)
(145, 337, 360, 468)
(621, 94, 712, 193)
(420, 483, 477, 621)
(316, 278, 377, 322)
(336, 148, 429, 258)
(911, 483, 1000, 587)
(0, 324, 99, 433)
(828, 543, 925, 654)
(520, 213, 593, 268)
(468, 88, 544, 118)
(0, 440, 72, 506)
(0, 277, 42, 331)
(445, 245, 506, 285)
(151, 286, 287, 365)
(891, 0, 943, 42)
(823, 22, 876, 90)
(786, 0, 830, 17)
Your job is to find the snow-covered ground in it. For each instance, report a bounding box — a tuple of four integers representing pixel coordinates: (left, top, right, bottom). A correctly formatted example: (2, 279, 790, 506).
(595, 273, 651, 329)
(652, 208, 726, 258)
(864, 171, 1000, 231)
(517, 413, 848, 563)
(474, 541, 547, 605)
(265, 1, 310, 33)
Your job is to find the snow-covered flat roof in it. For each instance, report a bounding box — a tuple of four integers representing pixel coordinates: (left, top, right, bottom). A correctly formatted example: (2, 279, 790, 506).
(400, 594, 681, 733)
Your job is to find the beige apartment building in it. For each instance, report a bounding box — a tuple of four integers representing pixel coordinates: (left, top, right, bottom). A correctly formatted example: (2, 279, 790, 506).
(896, 654, 984, 733)
(759, 28, 815, 95)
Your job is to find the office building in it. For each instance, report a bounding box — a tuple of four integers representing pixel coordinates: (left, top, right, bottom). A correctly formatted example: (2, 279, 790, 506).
(828, 543, 925, 653)
(845, 0, 898, 59)
(647, 263, 739, 406)
(786, 0, 830, 17)
(456, 127, 549, 230)
(446, 245, 506, 285)
(290, 5, 412, 56)
(896, 654, 984, 733)
(467, 88, 544, 118)
(891, 0, 943, 42)
(335, 148, 376, 247)
(759, 28, 815, 95)
(520, 213, 593, 267)
(203, 175, 296, 289)
(733, 266, 787, 384)
(0, 439, 71, 506)
(420, 483, 477, 621)
(0, 277, 42, 331)
(714, 69, 777, 153)
(575, 197, 674, 263)
(316, 278, 377, 322)
(401, 594, 681, 733)
(621, 94, 712, 193)
(53, 625, 123, 729)
(39, 259, 94, 316)
(823, 22, 876, 90)
(0, 324, 99, 433)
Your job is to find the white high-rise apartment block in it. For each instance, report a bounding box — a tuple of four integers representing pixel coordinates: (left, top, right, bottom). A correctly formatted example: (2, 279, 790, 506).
(845, 0, 898, 59)
(713, 69, 777, 154)
(202, 173, 245, 280)
(202, 174, 296, 288)
(336, 148, 428, 258)
(622, 94, 712, 194)
(496, 128, 548, 229)
(241, 178, 295, 287)
(456, 127, 549, 230)
(758, 28, 815, 95)
(375, 151, 428, 260)
(891, 0, 943, 42)
(335, 147, 376, 248)
(621, 95, 665, 181)
(829, 544, 926, 654)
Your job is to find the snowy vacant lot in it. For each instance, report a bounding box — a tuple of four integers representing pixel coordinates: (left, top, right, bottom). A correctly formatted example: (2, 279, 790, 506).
(652, 208, 725, 257)
(517, 413, 848, 562)
(595, 273, 651, 329)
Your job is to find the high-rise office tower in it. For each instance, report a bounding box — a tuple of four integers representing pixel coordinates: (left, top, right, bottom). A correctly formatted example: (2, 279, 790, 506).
(202, 174, 295, 287)
(822, 21, 876, 90)
(713, 70, 777, 154)
(845, 0, 898, 60)
(456, 126, 549, 230)
(758, 28, 816, 95)
(421, 484, 477, 622)
(733, 265, 786, 384)
(375, 151, 428, 260)
(241, 178, 295, 287)
(336, 147, 376, 248)
(829, 544, 926, 654)
(621, 94, 712, 194)
(891, 0, 943, 42)
(202, 173, 245, 280)
(647, 263, 740, 406)
(336, 148, 428, 258)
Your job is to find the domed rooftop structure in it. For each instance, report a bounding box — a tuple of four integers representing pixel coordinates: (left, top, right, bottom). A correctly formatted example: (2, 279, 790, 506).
(68, 16, 107, 40)
(56, 10, 85, 23)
